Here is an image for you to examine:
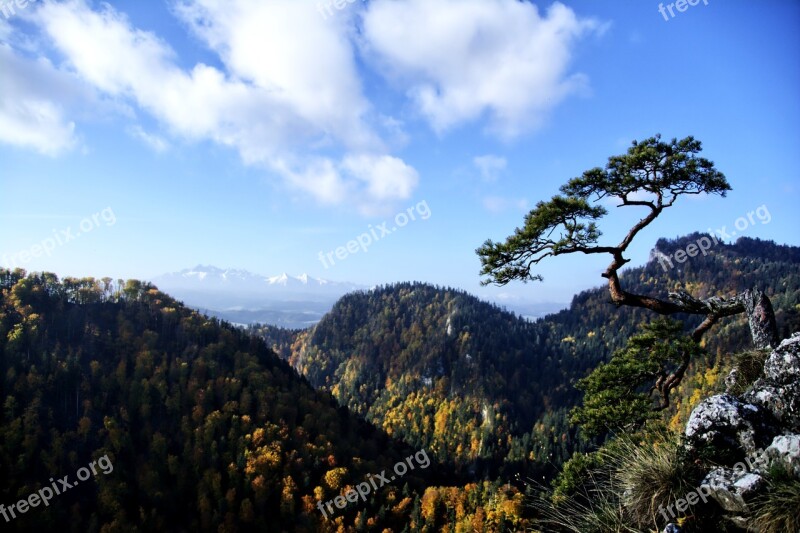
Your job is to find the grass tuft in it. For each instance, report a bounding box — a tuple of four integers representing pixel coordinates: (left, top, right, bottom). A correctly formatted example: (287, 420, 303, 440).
(530, 432, 701, 532)
(750, 468, 800, 533)
(609, 435, 700, 528)
(726, 349, 770, 395)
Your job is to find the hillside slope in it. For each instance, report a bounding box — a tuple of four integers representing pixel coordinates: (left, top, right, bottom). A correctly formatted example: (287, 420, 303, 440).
(256, 235, 800, 476)
(0, 271, 444, 532)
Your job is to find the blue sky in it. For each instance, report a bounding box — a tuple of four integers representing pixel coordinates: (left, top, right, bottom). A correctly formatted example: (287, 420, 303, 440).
(1, 0, 798, 307)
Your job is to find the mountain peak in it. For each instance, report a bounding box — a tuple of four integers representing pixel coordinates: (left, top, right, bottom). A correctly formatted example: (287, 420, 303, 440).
(152, 266, 364, 298)
(267, 273, 290, 285)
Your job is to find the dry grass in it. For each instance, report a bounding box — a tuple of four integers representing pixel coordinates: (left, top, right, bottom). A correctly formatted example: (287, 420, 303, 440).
(530, 472, 645, 533)
(726, 348, 770, 395)
(610, 435, 699, 528)
(750, 471, 800, 533)
(531, 432, 698, 532)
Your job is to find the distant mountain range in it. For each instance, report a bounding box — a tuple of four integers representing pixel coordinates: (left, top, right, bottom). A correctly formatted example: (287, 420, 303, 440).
(150, 265, 365, 328)
(151, 265, 565, 328)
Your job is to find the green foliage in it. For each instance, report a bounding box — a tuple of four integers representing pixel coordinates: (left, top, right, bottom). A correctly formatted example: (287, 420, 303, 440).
(254, 282, 595, 475)
(2, 231, 799, 531)
(570, 319, 704, 436)
(477, 196, 607, 285)
(478, 134, 730, 286)
(254, 236, 800, 484)
(551, 451, 606, 503)
(0, 269, 541, 531)
(560, 135, 730, 202)
(533, 471, 641, 533)
(610, 434, 701, 528)
(0, 270, 437, 531)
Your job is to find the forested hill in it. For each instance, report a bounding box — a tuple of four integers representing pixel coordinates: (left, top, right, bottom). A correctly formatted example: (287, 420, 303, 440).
(262, 282, 586, 474)
(0, 270, 453, 532)
(255, 235, 800, 475)
(549, 234, 800, 358)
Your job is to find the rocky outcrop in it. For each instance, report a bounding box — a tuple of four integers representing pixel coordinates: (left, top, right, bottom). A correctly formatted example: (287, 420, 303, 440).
(743, 333, 800, 432)
(685, 394, 775, 455)
(764, 434, 800, 478)
(682, 333, 800, 529)
(700, 468, 764, 513)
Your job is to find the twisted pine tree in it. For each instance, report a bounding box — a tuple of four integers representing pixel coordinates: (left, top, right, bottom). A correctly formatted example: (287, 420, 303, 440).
(477, 135, 778, 418)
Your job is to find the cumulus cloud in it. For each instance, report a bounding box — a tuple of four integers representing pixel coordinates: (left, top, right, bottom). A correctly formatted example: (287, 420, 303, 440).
(1, 0, 604, 212)
(272, 157, 349, 206)
(274, 153, 419, 215)
(14, 0, 413, 212)
(342, 154, 419, 202)
(361, 0, 603, 138)
(172, 0, 379, 151)
(33, 0, 305, 151)
(0, 43, 79, 155)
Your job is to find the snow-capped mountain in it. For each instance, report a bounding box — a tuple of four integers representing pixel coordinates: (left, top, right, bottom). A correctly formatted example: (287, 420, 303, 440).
(153, 266, 360, 295)
(265, 272, 337, 288)
(150, 266, 364, 328)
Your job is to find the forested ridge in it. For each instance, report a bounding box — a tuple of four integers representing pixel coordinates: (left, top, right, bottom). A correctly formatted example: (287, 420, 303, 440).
(255, 235, 800, 483)
(0, 270, 531, 531)
(1, 234, 798, 531)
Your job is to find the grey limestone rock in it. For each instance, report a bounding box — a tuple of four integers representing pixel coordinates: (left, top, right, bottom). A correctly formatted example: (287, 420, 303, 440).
(744, 333, 800, 432)
(764, 434, 800, 478)
(700, 467, 765, 513)
(685, 394, 774, 455)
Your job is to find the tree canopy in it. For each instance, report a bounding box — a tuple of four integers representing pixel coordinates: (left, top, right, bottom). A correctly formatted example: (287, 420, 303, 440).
(569, 318, 704, 436)
(477, 135, 778, 413)
(477, 135, 729, 287)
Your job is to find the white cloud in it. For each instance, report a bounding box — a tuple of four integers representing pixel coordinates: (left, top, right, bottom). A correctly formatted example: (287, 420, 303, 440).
(33, 1, 290, 146)
(172, 0, 380, 151)
(0, 16, 11, 41)
(473, 154, 507, 182)
(2, 0, 602, 212)
(342, 154, 419, 202)
(16, 0, 416, 213)
(0, 43, 79, 155)
(274, 153, 419, 215)
(272, 157, 349, 206)
(361, 0, 603, 138)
